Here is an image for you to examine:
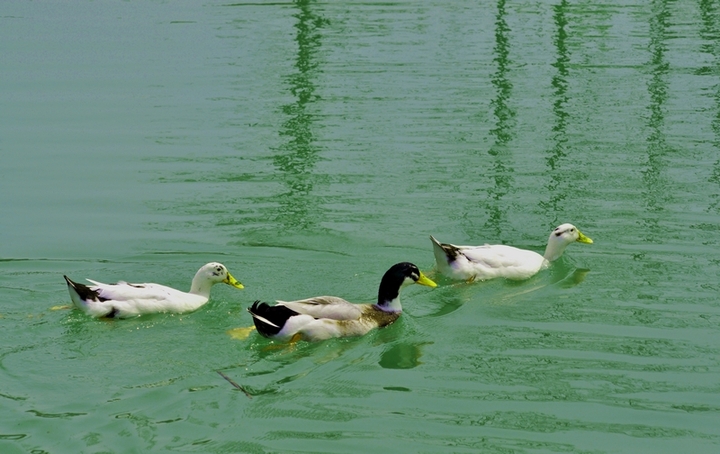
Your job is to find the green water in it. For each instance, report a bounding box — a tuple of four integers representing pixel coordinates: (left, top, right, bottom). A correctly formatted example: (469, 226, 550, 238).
(2, 0, 720, 452)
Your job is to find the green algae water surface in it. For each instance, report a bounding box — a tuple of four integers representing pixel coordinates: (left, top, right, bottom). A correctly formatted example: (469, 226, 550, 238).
(2, 1, 719, 452)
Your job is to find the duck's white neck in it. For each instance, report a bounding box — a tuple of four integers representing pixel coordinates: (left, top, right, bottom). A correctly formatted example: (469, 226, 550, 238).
(377, 274, 412, 313)
(377, 296, 402, 313)
(190, 275, 213, 298)
(543, 239, 569, 262)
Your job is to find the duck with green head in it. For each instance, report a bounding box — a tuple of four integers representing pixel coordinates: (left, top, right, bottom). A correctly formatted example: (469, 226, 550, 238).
(248, 262, 437, 342)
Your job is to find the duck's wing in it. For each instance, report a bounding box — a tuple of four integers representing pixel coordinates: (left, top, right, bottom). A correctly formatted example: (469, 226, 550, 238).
(87, 280, 212, 316)
(460, 245, 545, 275)
(277, 296, 365, 321)
(85, 280, 185, 303)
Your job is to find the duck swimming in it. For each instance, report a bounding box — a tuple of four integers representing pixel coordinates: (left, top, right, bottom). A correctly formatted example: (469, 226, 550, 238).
(248, 262, 437, 342)
(64, 262, 244, 318)
(431, 223, 593, 281)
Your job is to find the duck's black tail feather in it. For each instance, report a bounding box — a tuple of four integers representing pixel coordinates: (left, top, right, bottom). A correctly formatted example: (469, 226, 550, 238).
(248, 301, 299, 338)
(430, 235, 461, 263)
(64, 275, 106, 302)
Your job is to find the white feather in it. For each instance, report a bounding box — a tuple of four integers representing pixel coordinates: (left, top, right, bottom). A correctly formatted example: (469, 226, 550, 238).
(431, 223, 593, 281)
(65, 262, 243, 318)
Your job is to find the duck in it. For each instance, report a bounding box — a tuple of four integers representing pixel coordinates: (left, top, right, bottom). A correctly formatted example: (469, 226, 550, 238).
(248, 262, 437, 342)
(64, 262, 244, 318)
(431, 223, 593, 281)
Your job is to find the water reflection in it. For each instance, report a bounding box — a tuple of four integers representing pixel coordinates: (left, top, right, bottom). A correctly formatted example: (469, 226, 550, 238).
(640, 0, 672, 242)
(378, 342, 425, 370)
(419, 285, 470, 318)
(552, 267, 590, 288)
(480, 0, 516, 239)
(540, 0, 571, 222)
(700, 0, 720, 214)
(271, 0, 327, 232)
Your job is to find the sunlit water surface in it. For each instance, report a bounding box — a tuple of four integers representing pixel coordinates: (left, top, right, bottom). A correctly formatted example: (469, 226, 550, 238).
(2, 1, 720, 453)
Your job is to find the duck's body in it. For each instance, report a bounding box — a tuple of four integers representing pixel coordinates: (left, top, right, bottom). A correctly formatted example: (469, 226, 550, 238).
(64, 262, 244, 318)
(431, 223, 593, 281)
(248, 262, 437, 342)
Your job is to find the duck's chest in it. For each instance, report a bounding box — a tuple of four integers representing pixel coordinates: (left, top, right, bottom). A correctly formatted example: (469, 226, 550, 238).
(360, 307, 401, 328)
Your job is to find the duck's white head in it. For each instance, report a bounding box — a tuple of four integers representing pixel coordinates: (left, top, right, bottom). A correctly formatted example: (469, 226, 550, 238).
(544, 224, 593, 262)
(190, 262, 244, 296)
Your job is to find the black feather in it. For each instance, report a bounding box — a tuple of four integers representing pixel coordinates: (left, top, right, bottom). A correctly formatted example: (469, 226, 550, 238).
(248, 300, 300, 338)
(105, 307, 120, 318)
(431, 236, 461, 263)
(63, 275, 110, 302)
(377, 262, 419, 305)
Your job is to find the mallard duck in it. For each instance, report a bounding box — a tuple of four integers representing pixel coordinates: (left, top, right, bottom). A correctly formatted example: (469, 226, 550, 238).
(431, 223, 593, 281)
(248, 262, 437, 342)
(64, 262, 244, 318)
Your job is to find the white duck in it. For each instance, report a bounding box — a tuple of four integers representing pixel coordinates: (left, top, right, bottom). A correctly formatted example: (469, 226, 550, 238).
(248, 262, 437, 342)
(431, 223, 593, 281)
(64, 262, 244, 318)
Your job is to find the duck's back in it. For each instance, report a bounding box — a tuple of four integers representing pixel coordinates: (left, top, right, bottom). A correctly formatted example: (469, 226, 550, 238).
(451, 244, 547, 280)
(88, 281, 206, 316)
(284, 306, 400, 342)
(277, 296, 365, 321)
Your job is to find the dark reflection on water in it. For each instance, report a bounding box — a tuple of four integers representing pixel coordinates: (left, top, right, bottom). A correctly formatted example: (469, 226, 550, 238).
(271, 0, 327, 232)
(378, 342, 424, 369)
(480, 0, 515, 239)
(0, 434, 27, 440)
(540, 0, 570, 223)
(423, 291, 467, 317)
(700, 0, 720, 214)
(488, 0, 515, 148)
(640, 0, 671, 243)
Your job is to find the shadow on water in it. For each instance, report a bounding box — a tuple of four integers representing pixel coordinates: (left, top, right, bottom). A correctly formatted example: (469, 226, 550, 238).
(378, 342, 427, 370)
(466, 0, 515, 241)
(270, 0, 328, 234)
(700, 0, 720, 214)
(539, 0, 571, 223)
(640, 0, 672, 243)
(420, 260, 588, 317)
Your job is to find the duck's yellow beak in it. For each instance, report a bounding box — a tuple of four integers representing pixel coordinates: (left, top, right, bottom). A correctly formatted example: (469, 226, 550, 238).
(416, 272, 438, 288)
(576, 230, 593, 244)
(224, 272, 245, 289)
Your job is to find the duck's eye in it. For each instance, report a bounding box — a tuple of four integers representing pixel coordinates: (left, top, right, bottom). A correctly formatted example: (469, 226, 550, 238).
(570, 228, 575, 232)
